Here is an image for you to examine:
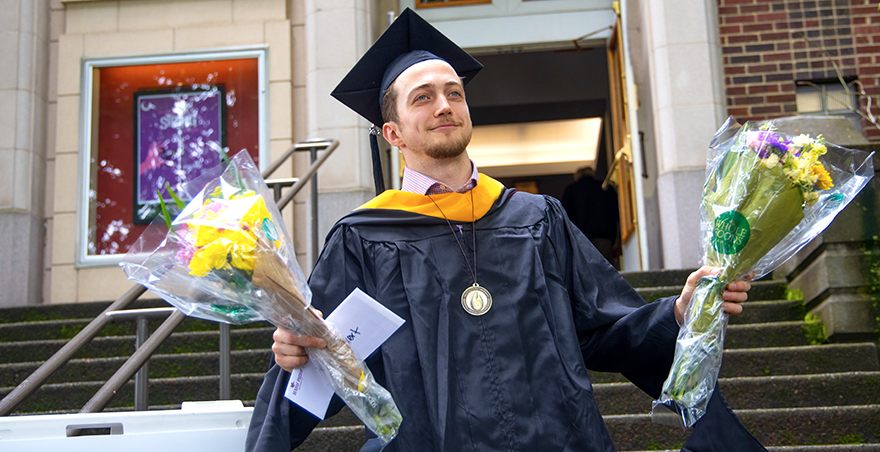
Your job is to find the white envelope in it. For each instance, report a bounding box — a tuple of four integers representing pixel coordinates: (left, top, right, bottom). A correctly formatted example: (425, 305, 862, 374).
(284, 288, 405, 419)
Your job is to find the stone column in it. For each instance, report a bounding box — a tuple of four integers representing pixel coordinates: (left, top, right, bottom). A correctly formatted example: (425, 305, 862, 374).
(776, 146, 880, 341)
(644, 0, 727, 268)
(303, 0, 376, 267)
(0, 1, 49, 307)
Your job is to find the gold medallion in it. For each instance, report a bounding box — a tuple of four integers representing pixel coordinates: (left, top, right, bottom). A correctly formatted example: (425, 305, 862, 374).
(461, 283, 492, 316)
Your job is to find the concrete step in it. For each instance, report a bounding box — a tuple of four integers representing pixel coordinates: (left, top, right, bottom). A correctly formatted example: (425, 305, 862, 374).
(293, 373, 880, 427)
(621, 269, 698, 288)
(588, 342, 880, 383)
(631, 446, 880, 452)
(728, 299, 805, 324)
(605, 405, 880, 450)
(286, 405, 880, 452)
(0, 301, 142, 325)
(636, 279, 788, 303)
(0, 373, 266, 415)
(0, 350, 272, 387)
(297, 426, 366, 452)
(592, 372, 880, 415)
(0, 327, 274, 365)
(0, 316, 270, 344)
(726, 321, 813, 348)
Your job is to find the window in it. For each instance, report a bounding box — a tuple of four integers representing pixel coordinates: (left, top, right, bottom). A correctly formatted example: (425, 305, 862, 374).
(795, 80, 861, 132)
(77, 48, 268, 267)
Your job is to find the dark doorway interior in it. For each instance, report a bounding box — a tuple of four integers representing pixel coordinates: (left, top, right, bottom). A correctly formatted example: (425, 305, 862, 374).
(464, 47, 612, 186)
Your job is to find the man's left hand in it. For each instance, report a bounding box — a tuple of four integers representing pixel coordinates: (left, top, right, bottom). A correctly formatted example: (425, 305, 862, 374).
(674, 266, 751, 325)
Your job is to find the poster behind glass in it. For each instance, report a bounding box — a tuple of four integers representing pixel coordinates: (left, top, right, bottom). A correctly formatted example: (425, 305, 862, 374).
(91, 58, 260, 256)
(133, 87, 226, 223)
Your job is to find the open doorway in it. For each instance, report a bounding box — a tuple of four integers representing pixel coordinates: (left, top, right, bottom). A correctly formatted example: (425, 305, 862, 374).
(464, 47, 622, 268)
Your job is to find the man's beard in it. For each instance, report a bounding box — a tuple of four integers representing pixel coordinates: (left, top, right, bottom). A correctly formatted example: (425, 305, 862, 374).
(423, 127, 472, 160)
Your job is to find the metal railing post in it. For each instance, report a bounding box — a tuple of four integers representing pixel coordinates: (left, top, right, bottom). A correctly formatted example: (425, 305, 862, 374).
(134, 316, 149, 411)
(219, 323, 231, 400)
(310, 146, 319, 268)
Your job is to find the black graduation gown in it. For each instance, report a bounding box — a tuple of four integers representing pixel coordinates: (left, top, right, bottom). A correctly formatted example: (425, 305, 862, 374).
(246, 181, 766, 452)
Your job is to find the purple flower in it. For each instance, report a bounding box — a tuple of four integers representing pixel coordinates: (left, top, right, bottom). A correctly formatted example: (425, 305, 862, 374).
(746, 131, 790, 158)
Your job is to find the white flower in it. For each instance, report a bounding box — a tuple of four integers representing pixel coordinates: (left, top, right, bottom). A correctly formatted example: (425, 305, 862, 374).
(803, 191, 819, 206)
(792, 134, 813, 148)
(762, 154, 780, 169)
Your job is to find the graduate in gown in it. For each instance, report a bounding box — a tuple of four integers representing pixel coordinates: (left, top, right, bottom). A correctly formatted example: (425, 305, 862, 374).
(247, 8, 766, 452)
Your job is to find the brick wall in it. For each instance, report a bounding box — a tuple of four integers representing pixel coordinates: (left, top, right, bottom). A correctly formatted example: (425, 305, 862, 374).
(719, 0, 880, 141)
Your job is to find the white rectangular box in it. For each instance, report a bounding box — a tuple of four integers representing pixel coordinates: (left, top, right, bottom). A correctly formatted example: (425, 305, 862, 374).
(0, 401, 253, 452)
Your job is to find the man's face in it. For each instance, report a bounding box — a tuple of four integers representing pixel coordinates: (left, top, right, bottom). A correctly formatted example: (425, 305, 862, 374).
(384, 59, 473, 160)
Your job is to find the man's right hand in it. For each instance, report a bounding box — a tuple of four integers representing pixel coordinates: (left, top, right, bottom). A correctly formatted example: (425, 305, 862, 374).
(272, 327, 326, 372)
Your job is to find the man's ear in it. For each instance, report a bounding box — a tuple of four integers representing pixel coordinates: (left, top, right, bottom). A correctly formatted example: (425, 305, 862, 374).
(383, 122, 404, 148)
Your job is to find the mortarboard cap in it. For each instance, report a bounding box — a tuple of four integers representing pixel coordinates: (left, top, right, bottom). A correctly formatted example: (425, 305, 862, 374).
(331, 8, 483, 194)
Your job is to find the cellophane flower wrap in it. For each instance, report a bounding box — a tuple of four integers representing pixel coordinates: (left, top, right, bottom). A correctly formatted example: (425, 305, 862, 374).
(652, 117, 874, 428)
(121, 151, 402, 445)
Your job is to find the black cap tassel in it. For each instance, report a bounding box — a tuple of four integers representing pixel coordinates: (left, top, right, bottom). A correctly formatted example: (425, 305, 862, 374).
(370, 128, 386, 195)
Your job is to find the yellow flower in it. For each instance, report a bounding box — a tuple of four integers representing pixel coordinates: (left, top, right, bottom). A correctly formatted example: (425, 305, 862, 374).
(194, 224, 222, 247)
(184, 191, 276, 276)
(813, 164, 834, 190)
(226, 228, 258, 272)
(189, 240, 230, 276)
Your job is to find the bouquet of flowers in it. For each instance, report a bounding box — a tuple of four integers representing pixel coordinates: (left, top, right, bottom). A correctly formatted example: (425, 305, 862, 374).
(652, 117, 874, 427)
(121, 150, 402, 445)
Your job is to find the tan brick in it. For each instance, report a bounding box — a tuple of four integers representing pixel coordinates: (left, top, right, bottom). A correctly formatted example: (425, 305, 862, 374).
(118, 0, 233, 31)
(174, 23, 264, 51)
(65, 1, 118, 34)
(55, 95, 80, 154)
(49, 264, 76, 304)
(265, 20, 292, 82)
(269, 81, 293, 140)
(78, 266, 135, 302)
(51, 212, 77, 265)
(53, 152, 79, 213)
(268, 138, 295, 178)
(233, 0, 286, 23)
(57, 34, 83, 96)
(83, 29, 174, 57)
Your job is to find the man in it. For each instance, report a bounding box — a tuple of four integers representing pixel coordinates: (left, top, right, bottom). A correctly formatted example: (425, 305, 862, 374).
(561, 167, 620, 267)
(247, 9, 764, 452)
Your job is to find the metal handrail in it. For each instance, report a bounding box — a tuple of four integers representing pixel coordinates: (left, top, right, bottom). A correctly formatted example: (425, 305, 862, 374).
(81, 310, 187, 413)
(0, 138, 339, 416)
(104, 307, 178, 411)
(0, 285, 146, 415)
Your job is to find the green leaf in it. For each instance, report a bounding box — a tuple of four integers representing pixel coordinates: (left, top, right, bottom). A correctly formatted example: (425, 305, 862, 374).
(158, 189, 172, 230)
(165, 182, 186, 209)
(210, 143, 245, 193)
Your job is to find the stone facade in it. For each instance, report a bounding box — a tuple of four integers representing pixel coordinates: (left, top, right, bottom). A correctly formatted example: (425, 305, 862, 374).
(46, 0, 299, 303)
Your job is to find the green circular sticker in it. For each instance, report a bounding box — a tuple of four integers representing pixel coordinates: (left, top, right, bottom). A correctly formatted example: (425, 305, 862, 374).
(711, 210, 750, 254)
(262, 218, 278, 242)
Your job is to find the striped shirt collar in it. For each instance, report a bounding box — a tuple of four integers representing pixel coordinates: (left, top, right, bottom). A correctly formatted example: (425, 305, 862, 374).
(401, 161, 480, 195)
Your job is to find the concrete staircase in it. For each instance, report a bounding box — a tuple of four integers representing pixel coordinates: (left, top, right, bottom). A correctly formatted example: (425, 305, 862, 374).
(0, 299, 272, 414)
(1, 269, 878, 451)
